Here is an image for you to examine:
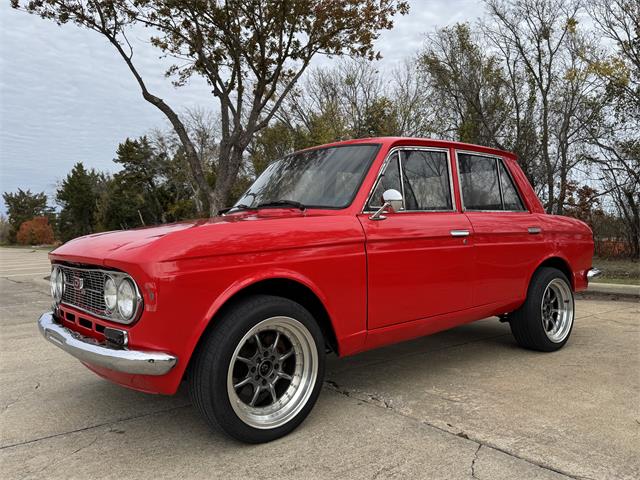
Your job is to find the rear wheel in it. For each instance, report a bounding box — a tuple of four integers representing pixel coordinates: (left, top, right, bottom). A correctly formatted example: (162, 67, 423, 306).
(189, 295, 325, 443)
(509, 267, 574, 352)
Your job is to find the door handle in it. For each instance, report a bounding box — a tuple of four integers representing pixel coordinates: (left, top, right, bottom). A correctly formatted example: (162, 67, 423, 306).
(528, 226, 542, 234)
(450, 230, 470, 237)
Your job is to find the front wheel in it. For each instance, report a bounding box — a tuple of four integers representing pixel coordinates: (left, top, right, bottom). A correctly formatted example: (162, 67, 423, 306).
(189, 295, 325, 443)
(509, 267, 575, 352)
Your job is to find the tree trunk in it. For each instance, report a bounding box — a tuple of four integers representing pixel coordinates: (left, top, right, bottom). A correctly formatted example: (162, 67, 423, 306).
(211, 141, 248, 215)
(540, 95, 555, 214)
(625, 190, 640, 259)
(556, 153, 568, 216)
(104, 35, 214, 217)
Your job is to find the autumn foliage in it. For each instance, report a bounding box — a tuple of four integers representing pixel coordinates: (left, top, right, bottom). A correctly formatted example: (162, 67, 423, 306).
(16, 216, 55, 245)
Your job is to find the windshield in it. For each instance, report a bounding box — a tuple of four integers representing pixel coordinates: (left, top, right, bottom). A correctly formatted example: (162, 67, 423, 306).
(234, 144, 380, 209)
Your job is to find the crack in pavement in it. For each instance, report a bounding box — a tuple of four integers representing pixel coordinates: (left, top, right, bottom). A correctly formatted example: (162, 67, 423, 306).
(3, 277, 30, 284)
(20, 432, 104, 480)
(471, 444, 482, 479)
(325, 380, 393, 409)
(1, 383, 40, 415)
(324, 380, 594, 480)
(0, 404, 191, 451)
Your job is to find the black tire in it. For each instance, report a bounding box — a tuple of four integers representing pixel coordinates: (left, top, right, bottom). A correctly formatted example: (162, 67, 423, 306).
(189, 294, 326, 443)
(509, 267, 575, 352)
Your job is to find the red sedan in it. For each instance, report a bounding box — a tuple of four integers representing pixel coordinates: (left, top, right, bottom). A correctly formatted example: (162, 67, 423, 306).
(39, 137, 599, 443)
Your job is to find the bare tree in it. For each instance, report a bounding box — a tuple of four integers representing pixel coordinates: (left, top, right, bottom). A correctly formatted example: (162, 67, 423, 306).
(487, 29, 542, 191)
(485, 0, 584, 213)
(419, 23, 513, 147)
(14, 0, 409, 215)
(588, 0, 640, 108)
(583, 0, 640, 257)
(390, 59, 435, 137)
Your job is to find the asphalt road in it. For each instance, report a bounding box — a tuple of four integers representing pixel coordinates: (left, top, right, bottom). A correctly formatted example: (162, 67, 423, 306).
(1, 247, 638, 479)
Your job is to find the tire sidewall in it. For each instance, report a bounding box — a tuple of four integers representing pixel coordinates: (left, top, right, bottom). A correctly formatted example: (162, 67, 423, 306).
(200, 296, 325, 443)
(525, 268, 575, 351)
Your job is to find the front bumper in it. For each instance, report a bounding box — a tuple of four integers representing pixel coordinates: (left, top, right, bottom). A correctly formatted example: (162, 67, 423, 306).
(38, 312, 177, 375)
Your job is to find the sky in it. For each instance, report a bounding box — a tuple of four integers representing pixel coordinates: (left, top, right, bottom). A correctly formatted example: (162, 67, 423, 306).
(0, 1, 481, 213)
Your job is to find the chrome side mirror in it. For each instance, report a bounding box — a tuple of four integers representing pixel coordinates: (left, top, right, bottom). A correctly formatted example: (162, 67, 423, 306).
(383, 189, 403, 212)
(369, 189, 403, 221)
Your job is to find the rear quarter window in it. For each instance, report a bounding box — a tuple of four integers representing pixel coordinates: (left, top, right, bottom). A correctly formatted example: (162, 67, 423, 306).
(457, 152, 526, 212)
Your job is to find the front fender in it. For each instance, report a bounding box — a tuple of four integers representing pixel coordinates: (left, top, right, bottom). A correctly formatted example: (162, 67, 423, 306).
(182, 269, 337, 370)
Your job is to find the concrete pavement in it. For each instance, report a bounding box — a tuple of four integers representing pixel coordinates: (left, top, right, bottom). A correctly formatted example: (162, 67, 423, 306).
(1, 247, 638, 479)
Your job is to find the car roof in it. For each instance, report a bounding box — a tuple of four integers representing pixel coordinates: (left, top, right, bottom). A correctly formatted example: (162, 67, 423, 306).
(298, 136, 516, 160)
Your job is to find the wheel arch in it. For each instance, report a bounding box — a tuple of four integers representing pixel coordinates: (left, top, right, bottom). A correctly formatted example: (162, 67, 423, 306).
(185, 275, 339, 381)
(216, 277, 338, 353)
(531, 256, 574, 290)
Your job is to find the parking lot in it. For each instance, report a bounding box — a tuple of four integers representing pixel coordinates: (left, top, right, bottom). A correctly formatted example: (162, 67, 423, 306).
(0, 247, 638, 479)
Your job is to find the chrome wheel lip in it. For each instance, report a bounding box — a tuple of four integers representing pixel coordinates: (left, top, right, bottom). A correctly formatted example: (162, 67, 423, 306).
(541, 278, 574, 343)
(227, 316, 318, 430)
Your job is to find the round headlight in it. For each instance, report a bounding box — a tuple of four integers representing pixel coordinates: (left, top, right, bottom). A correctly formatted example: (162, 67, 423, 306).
(104, 276, 117, 311)
(117, 278, 138, 321)
(55, 269, 64, 300)
(50, 267, 58, 300)
(50, 266, 63, 303)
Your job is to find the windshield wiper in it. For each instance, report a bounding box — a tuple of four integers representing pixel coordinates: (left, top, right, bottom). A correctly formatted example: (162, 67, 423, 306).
(256, 200, 306, 211)
(219, 204, 255, 214)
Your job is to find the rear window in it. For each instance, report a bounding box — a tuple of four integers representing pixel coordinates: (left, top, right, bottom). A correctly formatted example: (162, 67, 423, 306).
(458, 153, 525, 211)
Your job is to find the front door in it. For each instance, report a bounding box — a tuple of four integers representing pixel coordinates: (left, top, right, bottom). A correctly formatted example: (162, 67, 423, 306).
(359, 148, 475, 330)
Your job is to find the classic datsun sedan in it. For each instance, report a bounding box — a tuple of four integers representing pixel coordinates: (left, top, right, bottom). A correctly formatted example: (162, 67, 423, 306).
(39, 137, 599, 443)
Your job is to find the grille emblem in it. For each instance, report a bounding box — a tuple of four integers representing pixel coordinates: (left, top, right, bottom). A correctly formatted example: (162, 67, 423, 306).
(72, 277, 84, 290)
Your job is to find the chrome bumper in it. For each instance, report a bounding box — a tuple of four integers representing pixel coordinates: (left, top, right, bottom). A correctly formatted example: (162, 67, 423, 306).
(587, 268, 602, 279)
(38, 312, 177, 375)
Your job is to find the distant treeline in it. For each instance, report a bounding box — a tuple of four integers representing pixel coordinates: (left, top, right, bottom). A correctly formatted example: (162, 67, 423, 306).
(3, 0, 638, 258)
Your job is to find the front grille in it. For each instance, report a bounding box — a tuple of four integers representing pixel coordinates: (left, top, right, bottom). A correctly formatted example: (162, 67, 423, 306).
(59, 265, 108, 317)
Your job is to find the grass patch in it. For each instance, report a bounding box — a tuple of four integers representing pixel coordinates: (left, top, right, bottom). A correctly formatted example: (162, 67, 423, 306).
(591, 256, 639, 285)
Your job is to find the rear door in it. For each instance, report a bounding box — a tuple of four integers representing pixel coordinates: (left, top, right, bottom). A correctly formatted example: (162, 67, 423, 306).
(456, 151, 544, 306)
(359, 147, 475, 330)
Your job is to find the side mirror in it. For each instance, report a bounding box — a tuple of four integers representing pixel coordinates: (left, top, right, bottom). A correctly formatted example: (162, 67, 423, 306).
(369, 189, 403, 221)
(383, 189, 403, 213)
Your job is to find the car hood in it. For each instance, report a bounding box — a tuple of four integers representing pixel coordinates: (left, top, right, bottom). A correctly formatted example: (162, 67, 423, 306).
(51, 221, 204, 265)
(49, 209, 362, 268)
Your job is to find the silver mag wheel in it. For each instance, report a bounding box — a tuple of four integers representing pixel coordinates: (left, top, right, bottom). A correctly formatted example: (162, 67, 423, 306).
(540, 278, 574, 343)
(227, 316, 318, 429)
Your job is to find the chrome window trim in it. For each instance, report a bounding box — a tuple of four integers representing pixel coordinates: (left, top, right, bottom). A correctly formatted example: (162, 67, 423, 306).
(55, 264, 144, 324)
(496, 155, 527, 212)
(454, 149, 529, 213)
(362, 146, 457, 213)
(362, 149, 399, 212)
(397, 150, 407, 210)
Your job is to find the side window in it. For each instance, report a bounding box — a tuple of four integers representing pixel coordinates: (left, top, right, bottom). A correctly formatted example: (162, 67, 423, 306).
(401, 150, 453, 210)
(368, 152, 401, 209)
(458, 153, 502, 210)
(498, 160, 525, 211)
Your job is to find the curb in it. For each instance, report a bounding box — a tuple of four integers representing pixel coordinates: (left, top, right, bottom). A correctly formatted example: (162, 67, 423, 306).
(586, 282, 639, 297)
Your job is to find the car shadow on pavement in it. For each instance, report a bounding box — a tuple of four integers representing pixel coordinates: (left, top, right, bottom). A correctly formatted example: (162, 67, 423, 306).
(68, 318, 516, 444)
(170, 318, 519, 441)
